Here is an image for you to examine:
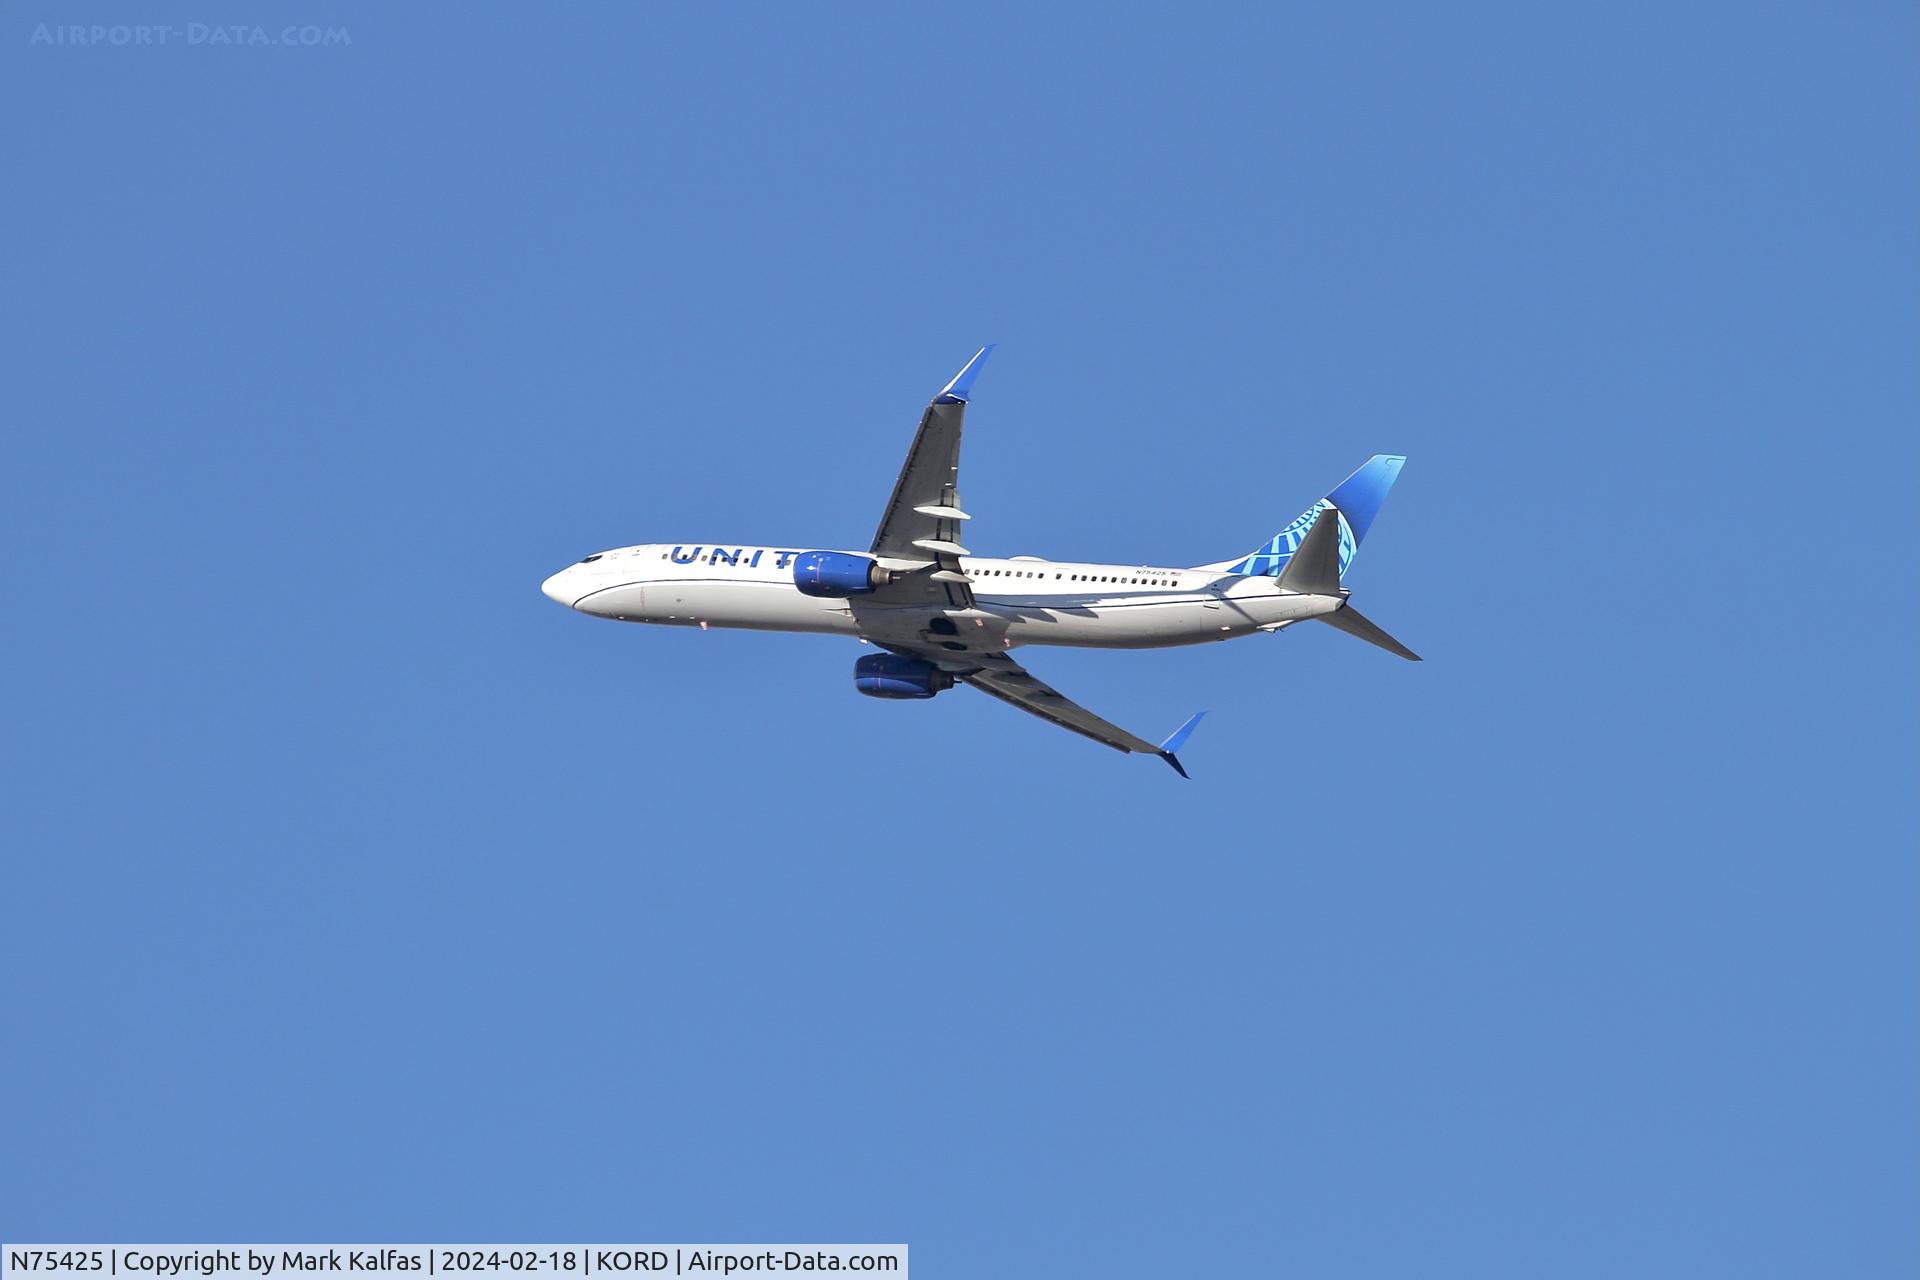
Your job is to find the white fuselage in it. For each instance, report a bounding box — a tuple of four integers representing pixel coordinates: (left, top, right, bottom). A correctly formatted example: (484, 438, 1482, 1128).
(540, 543, 1340, 650)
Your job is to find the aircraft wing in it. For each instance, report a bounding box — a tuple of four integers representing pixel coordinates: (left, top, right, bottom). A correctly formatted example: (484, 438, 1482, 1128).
(880, 642, 1205, 777)
(866, 347, 994, 609)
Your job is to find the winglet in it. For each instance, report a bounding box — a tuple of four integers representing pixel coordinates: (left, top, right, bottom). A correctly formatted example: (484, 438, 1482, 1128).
(934, 344, 997, 405)
(1156, 711, 1207, 779)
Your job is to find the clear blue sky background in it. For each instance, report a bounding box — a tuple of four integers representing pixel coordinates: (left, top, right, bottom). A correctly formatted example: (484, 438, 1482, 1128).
(3, 4, 1915, 1275)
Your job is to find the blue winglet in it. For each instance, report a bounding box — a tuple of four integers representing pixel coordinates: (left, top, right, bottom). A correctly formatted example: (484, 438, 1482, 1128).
(933, 344, 997, 405)
(1156, 711, 1207, 779)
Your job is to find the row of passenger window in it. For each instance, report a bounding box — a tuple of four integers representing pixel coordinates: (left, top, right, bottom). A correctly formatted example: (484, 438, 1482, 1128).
(643, 550, 1182, 588)
(974, 567, 1179, 587)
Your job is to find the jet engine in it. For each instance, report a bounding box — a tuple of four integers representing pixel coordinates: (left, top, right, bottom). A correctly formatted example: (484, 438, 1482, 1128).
(853, 653, 955, 700)
(793, 551, 893, 598)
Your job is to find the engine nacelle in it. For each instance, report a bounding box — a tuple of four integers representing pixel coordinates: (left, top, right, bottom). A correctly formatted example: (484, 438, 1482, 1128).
(853, 653, 955, 700)
(793, 550, 891, 598)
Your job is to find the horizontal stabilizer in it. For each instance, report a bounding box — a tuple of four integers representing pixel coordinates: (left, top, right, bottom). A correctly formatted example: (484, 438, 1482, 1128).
(1317, 604, 1421, 661)
(1275, 508, 1343, 595)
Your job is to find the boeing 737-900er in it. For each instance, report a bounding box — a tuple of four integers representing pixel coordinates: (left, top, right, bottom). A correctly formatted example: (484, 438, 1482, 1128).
(540, 347, 1418, 777)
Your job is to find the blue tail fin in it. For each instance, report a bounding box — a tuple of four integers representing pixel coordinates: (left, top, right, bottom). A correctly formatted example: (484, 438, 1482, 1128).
(1203, 455, 1406, 579)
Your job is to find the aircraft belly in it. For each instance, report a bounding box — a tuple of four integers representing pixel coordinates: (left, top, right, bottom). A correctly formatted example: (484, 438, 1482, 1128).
(677, 581, 857, 634)
(995, 599, 1242, 649)
(571, 582, 648, 619)
(585, 578, 857, 635)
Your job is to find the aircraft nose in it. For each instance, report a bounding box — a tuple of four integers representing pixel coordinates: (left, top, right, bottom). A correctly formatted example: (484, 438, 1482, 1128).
(540, 568, 577, 607)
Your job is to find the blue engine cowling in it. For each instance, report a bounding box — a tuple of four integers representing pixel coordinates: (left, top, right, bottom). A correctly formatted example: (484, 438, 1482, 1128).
(853, 653, 955, 700)
(793, 550, 890, 598)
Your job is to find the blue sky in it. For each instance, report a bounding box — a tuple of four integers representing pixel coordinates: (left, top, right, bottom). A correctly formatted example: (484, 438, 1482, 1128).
(2, 3, 1915, 1275)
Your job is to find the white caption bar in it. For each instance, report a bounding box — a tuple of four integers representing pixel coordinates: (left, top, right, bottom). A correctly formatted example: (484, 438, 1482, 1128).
(2, 1248, 906, 1280)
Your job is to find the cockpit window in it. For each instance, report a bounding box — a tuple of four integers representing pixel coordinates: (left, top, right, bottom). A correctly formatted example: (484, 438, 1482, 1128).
(579, 554, 604, 564)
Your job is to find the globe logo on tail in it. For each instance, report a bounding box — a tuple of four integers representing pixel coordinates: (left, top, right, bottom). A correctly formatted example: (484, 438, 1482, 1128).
(1228, 500, 1357, 579)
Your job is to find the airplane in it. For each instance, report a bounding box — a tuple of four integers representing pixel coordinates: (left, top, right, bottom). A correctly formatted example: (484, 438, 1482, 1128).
(539, 346, 1417, 777)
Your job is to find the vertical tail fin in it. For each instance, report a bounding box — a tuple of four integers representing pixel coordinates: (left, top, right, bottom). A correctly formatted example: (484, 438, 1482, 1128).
(1198, 454, 1406, 578)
